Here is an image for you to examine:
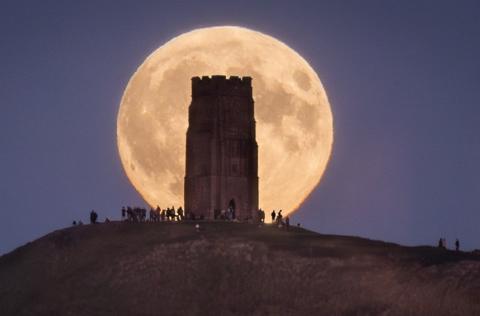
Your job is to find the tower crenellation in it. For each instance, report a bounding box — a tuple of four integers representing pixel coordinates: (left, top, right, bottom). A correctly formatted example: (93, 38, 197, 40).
(191, 75, 252, 97)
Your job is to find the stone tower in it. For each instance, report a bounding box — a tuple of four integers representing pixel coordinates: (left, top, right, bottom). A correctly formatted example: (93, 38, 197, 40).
(184, 75, 258, 220)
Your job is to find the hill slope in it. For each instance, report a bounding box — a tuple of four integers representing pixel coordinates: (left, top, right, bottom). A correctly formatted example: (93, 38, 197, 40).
(1, 222, 479, 316)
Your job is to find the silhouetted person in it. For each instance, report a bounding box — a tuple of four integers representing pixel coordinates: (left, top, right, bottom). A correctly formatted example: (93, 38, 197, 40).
(455, 239, 460, 251)
(177, 207, 184, 220)
(271, 210, 276, 222)
(90, 210, 98, 224)
(438, 238, 444, 249)
(121, 207, 126, 220)
(285, 216, 290, 230)
(149, 208, 154, 221)
(277, 210, 283, 223)
(257, 209, 265, 223)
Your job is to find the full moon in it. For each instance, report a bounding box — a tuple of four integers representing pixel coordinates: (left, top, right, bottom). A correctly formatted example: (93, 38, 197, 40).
(117, 26, 333, 217)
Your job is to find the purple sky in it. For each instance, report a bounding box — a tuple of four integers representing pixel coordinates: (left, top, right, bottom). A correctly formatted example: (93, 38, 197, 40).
(1, 1, 479, 254)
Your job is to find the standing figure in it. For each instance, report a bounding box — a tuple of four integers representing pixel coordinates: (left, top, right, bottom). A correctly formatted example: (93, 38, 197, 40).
(455, 239, 460, 251)
(90, 210, 98, 224)
(277, 210, 283, 225)
(258, 209, 265, 223)
(177, 207, 184, 221)
(438, 238, 444, 249)
(271, 210, 276, 222)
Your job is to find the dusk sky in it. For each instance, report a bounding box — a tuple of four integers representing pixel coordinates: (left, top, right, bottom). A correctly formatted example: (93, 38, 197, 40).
(1, 1, 480, 255)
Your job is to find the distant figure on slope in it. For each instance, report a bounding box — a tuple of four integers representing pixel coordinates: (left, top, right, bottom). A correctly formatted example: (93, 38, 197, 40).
(277, 210, 283, 226)
(72, 220, 77, 226)
(271, 210, 276, 222)
(156, 206, 161, 222)
(90, 210, 98, 224)
(438, 238, 446, 249)
(177, 207, 184, 221)
(455, 239, 460, 251)
(121, 207, 126, 220)
(285, 216, 290, 230)
(258, 209, 265, 223)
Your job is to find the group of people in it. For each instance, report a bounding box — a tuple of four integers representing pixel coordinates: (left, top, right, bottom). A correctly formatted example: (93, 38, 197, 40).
(122, 206, 185, 222)
(73, 207, 298, 231)
(271, 209, 290, 229)
(438, 238, 461, 251)
(73, 208, 468, 254)
(213, 207, 236, 221)
(72, 210, 99, 226)
(256, 209, 291, 229)
(117, 206, 293, 227)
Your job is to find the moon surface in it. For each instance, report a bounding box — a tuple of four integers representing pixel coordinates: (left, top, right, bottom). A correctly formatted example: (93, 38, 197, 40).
(117, 26, 333, 217)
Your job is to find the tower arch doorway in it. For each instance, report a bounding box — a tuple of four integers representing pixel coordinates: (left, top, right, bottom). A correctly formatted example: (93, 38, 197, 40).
(228, 199, 236, 220)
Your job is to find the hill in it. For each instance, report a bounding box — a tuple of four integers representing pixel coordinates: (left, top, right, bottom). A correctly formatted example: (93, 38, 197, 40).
(1, 221, 479, 316)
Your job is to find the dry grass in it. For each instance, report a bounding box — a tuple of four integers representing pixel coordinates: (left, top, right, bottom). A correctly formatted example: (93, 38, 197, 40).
(0, 222, 479, 316)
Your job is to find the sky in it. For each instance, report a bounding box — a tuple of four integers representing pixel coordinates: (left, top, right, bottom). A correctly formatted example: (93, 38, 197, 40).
(1, 0, 479, 254)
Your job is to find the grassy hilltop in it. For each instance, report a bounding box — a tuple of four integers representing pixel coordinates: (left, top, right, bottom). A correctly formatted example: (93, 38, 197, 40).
(1, 221, 480, 316)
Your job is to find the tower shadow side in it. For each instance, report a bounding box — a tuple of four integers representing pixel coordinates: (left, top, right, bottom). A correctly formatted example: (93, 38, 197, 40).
(184, 75, 259, 220)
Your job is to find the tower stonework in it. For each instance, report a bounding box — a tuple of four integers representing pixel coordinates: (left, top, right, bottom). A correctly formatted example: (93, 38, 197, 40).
(184, 75, 259, 220)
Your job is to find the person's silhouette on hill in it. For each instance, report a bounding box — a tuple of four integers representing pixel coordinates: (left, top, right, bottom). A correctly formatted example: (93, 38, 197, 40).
(90, 210, 98, 224)
(271, 210, 276, 222)
(455, 239, 460, 251)
(277, 210, 283, 222)
(438, 238, 444, 249)
(177, 207, 184, 220)
(258, 209, 265, 223)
